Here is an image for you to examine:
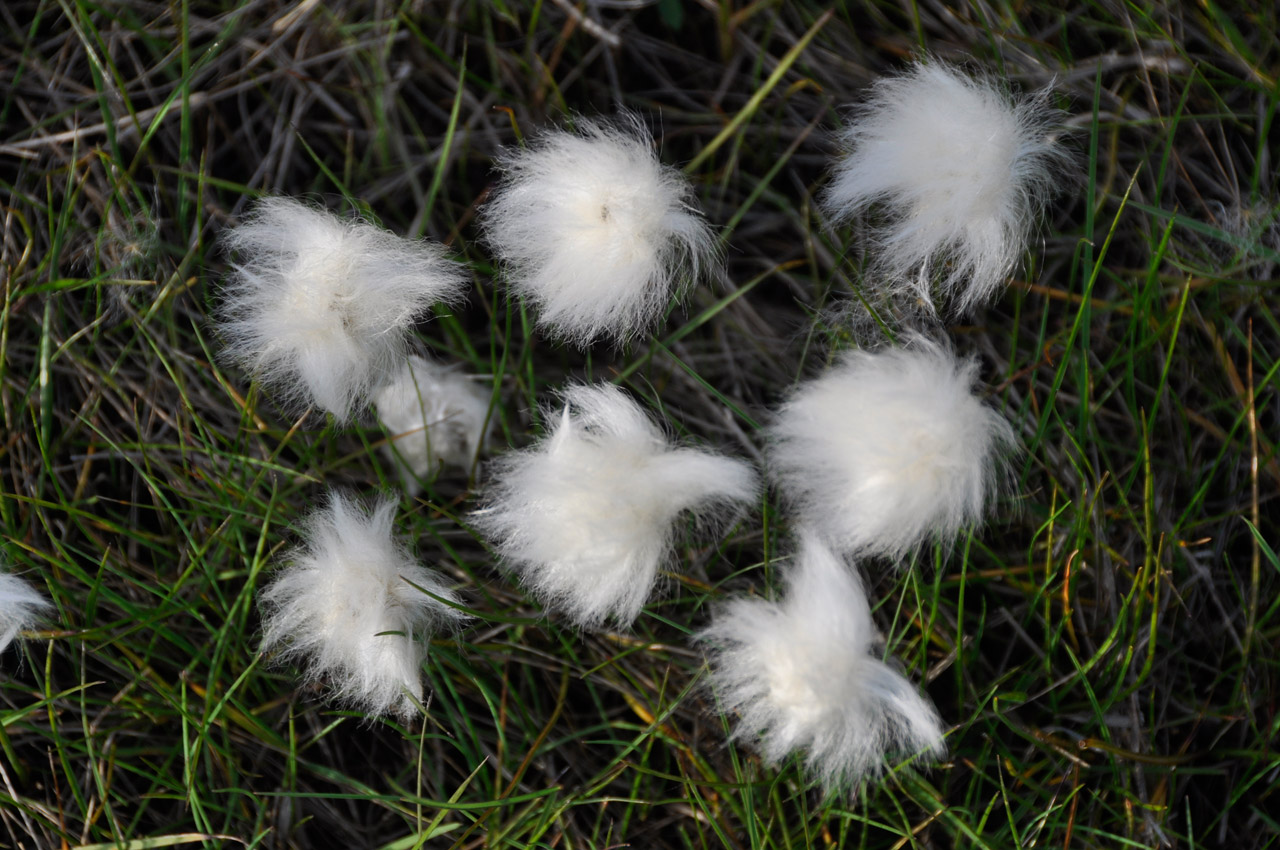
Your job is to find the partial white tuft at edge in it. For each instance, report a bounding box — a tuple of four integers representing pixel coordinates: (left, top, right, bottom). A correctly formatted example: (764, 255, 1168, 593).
(824, 60, 1070, 313)
(259, 491, 467, 719)
(700, 531, 945, 790)
(373, 355, 494, 493)
(1, 564, 50, 655)
(770, 337, 1016, 560)
(472, 383, 757, 628)
(216, 196, 467, 422)
(480, 114, 718, 344)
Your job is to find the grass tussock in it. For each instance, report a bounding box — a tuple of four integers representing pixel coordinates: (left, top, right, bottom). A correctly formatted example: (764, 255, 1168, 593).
(1, 1, 1277, 848)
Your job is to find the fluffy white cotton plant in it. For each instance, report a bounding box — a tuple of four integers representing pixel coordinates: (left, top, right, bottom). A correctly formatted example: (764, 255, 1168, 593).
(770, 338, 1016, 560)
(700, 532, 945, 790)
(472, 383, 757, 628)
(216, 196, 467, 422)
(1, 564, 50, 655)
(824, 59, 1070, 313)
(259, 492, 467, 719)
(480, 114, 717, 344)
(373, 355, 494, 493)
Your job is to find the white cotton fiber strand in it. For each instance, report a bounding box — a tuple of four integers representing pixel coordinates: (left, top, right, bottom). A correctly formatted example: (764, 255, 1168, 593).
(216, 196, 467, 422)
(700, 532, 944, 789)
(373, 355, 493, 493)
(0, 567, 49, 654)
(824, 60, 1069, 313)
(480, 114, 717, 344)
(259, 492, 467, 718)
(770, 339, 1015, 559)
(472, 383, 757, 628)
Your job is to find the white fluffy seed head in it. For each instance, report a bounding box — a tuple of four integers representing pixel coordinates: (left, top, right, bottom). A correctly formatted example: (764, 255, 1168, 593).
(480, 114, 718, 345)
(259, 491, 467, 719)
(700, 531, 945, 790)
(471, 383, 757, 628)
(216, 196, 467, 422)
(824, 60, 1070, 313)
(373, 355, 494, 494)
(770, 338, 1016, 560)
(1, 565, 50, 655)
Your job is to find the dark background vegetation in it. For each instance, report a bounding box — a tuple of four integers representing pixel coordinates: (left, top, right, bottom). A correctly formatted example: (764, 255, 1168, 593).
(1, 1, 1277, 848)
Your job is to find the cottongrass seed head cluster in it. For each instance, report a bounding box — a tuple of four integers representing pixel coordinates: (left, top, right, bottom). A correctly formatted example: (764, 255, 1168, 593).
(480, 113, 718, 344)
(699, 531, 945, 788)
(824, 59, 1070, 313)
(216, 196, 467, 422)
(373, 355, 494, 493)
(258, 492, 467, 720)
(1, 563, 50, 655)
(471, 383, 757, 629)
(769, 337, 1017, 560)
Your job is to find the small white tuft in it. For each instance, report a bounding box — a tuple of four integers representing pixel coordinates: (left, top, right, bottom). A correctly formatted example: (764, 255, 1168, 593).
(770, 338, 1016, 560)
(373, 355, 494, 493)
(480, 114, 718, 344)
(1216, 201, 1280, 279)
(216, 196, 467, 422)
(700, 531, 945, 790)
(259, 491, 467, 719)
(824, 60, 1070, 313)
(1, 565, 50, 655)
(472, 383, 757, 628)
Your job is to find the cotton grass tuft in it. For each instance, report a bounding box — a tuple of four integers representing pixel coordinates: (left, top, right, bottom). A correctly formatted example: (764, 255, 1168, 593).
(700, 532, 945, 790)
(216, 196, 467, 422)
(373, 355, 494, 493)
(770, 338, 1016, 560)
(472, 383, 757, 628)
(480, 114, 717, 344)
(0, 564, 49, 655)
(824, 60, 1070, 313)
(259, 492, 467, 719)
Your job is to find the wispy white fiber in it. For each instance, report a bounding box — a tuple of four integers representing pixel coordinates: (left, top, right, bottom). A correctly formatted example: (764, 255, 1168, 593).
(373, 355, 494, 493)
(0, 565, 49, 654)
(700, 531, 945, 789)
(1216, 201, 1280, 279)
(824, 60, 1069, 313)
(770, 339, 1015, 559)
(480, 114, 717, 344)
(259, 492, 467, 719)
(216, 196, 467, 422)
(472, 383, 757, 628)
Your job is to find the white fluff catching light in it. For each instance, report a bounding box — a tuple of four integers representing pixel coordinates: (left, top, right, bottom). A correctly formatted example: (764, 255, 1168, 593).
(770, 339, 1015, 560)
(373, 355, 494, 493)
(472, 383, 757, 628)
(216, 196, 467, 422)
(259, 492, 467, 719)
(480, 114, 717, 344)
(824, 60, 1069, 313)
(1, 565, 49, 655)
(699, 532, 945, 789)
